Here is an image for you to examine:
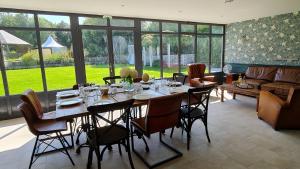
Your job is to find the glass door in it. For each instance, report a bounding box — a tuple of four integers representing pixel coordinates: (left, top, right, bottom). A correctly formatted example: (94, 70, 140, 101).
(112, 30, 135, 78)
(81, 29, 110, 85)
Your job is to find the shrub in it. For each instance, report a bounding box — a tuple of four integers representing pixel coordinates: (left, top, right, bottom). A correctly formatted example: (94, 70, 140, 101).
(21, 51, 39, 66)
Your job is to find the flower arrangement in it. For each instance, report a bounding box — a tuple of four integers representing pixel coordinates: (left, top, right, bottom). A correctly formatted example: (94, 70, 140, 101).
(120, 67, 138, 85)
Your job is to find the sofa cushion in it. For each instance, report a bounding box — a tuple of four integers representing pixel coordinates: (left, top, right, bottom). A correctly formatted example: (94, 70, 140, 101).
(261, 82, 300, 99)
(245, 66, 277, 81)
(245, 79, 269, 89)
(245, 66, 259, 79)
(274, 67, 300, 84)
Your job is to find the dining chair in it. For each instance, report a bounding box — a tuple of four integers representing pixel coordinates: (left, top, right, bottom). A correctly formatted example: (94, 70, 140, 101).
(103, 76, 122, 85)
(18, 102, 75, 169)
(171, 86, 214, 150)
(86, 99, 135, 169)
(20, 89, 74, 148)
(173, 72, 187, 85)
(131, 93, 184, 168)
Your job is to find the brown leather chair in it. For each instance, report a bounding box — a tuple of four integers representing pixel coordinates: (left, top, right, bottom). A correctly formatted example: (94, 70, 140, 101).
(131, 93, 183, 168)
(187, 63, 215, 87)
(18, 102, 74, 169)
(258, 87, 300, 130)
(21, 89, 74, 146)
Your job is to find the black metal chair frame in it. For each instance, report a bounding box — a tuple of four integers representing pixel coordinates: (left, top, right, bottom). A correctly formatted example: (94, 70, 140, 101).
(86, 99, 135, 169)
(131, 131, 182, 169)
(103, 76, 122, 85)
(171, 86, 213, 150)
(172, 72, 187, 85)
(29, 132, 75, 169)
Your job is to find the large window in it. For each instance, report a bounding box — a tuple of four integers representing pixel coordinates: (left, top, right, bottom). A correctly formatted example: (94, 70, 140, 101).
(0, 12, 34, 27)
(211, 36, 223, 72)
(197, 35, 210, 72)
(82, 29, 109, 84)
(0, 8, 225, 119)
(37, 14, 75, 90)
(181, 34, 195, 73)
(112, 30, 135, 75)
(38, 14, 70, 28)
(79, 17, 107, 26)
(40, 31, 75, 90)
(0, 73, 4, 96)
(142, 34, 160, 77)
(2, 30, 44, 95)
(162, 34, 179, 77)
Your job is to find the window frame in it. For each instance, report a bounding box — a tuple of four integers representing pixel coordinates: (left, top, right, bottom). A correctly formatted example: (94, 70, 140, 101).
(0, 7, 225, 119)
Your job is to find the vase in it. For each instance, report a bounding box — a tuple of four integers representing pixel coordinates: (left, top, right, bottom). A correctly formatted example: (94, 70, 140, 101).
(123, 81, 134, 92)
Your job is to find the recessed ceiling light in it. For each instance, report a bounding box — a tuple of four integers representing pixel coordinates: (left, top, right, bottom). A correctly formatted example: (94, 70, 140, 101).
(178, 10, 182, 13)
(121, 4, 125, 7)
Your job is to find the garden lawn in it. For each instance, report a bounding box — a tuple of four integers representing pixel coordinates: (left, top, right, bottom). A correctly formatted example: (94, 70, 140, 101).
(0, 64, 176, 96)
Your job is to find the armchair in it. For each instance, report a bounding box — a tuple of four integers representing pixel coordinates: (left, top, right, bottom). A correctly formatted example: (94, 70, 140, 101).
(188, 63, 215, 87)
(258, 87, 300, 130)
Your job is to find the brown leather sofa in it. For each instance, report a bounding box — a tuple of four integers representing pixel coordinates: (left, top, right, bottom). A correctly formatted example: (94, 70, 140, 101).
(244, 66, 300, 99)
(261, 67, 300, 99)
(258, 87, 300, 130)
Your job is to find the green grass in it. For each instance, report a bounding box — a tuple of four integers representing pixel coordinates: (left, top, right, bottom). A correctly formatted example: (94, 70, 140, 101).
(0, 64, 179, 96)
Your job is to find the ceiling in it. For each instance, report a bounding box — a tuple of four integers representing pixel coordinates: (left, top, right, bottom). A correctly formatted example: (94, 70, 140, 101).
(1, 0, 300, 24)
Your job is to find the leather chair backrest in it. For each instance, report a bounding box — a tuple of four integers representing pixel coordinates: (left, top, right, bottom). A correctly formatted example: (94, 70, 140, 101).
(274, 68, 300, 84)
(145, 93, 183, 134)
(245, 66, 277, 81)
(188, 63, 206, 80)
(17, 102, 39, 136)
(20, 89, 43, 119)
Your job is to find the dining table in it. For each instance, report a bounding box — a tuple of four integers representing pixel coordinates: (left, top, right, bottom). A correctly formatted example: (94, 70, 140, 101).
(42, 80, 217, 121)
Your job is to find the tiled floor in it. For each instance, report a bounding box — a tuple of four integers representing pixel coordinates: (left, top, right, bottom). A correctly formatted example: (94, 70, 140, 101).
(0, 92, 300, 169)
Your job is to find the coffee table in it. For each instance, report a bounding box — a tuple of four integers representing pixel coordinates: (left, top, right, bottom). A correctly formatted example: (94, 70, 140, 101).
(218, 84, 260, 111)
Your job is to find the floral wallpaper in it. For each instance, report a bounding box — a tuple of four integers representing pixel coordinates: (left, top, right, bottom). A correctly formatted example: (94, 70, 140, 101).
(225, 11, 300, 66)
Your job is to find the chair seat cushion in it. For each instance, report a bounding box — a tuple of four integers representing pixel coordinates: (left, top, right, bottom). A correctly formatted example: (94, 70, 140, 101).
(88, 125, 128, 145)
(181, 107, 205, 119)
(261, 82, 300, 99)
(245, 79, 269, 88)
(34, 120, 67, 135)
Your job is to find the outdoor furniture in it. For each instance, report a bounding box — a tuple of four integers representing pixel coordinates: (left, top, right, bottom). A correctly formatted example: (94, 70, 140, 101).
(17, 102, 74, 169)
(172, 86, 214, 150)
(219, 84, 260, 111)
(258, 87, 300, 130)
(103, 76, 122, 85)
(173, 72, 187, 85)
(86, 99, 135, 169)
(20, 89, 74, 147)
(131, 93, 184, 168)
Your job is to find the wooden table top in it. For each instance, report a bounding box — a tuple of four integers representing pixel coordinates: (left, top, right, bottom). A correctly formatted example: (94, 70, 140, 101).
(219, 83, 260, 95)
(44, 81, 216, 120)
